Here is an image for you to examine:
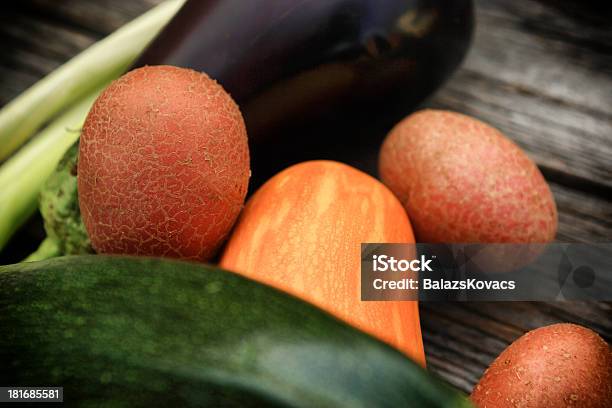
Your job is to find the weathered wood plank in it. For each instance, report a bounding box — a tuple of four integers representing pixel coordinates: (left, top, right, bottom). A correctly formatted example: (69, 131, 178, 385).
(552, 182, 612, 241)
(0, 8, 98, 104)
(471, 0, 612, 113)
(0, 13, 96, 64)
(21, 0, 161, 34)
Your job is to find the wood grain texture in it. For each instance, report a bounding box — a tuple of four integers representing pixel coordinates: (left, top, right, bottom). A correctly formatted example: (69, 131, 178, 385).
(0, 0, 610, 395)
(19, 0, 160, 34)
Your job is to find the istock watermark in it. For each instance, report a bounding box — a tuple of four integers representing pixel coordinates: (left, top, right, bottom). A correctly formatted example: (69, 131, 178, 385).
(372, 254, 433, 272)
(361, 243, 612, 301)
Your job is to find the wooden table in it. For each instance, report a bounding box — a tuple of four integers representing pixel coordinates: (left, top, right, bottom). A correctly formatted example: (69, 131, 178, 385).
(1, 0, 610, 394)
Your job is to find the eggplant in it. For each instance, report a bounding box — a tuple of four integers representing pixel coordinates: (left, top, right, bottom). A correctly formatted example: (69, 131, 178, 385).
(138, 0, 474, 186)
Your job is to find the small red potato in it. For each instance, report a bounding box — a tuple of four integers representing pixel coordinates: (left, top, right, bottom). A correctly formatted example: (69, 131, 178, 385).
(379, 110, 557, 243)
(471, 323, 612, 408)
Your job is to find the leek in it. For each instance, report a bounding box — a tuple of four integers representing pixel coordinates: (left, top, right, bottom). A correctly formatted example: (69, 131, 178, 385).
(0, 91, 99, 252)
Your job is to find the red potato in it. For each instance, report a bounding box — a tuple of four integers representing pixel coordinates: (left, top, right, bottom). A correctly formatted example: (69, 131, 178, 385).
(471, 323, 612, 408)
(78, 65, 250, 260)
(379, 110, 557, 243)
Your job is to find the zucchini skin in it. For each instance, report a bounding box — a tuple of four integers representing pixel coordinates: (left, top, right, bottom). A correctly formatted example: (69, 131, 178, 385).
(0, 256, 471, 407)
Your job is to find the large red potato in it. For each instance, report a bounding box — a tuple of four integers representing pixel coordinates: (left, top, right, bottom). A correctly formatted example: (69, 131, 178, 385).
(78, 65, 249, 260)
(379, 110, 557, 243)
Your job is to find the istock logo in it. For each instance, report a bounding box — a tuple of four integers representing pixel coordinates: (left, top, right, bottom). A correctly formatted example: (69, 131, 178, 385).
(372, 255, 434, 272)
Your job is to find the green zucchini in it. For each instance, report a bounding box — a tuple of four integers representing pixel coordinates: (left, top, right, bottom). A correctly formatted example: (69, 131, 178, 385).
(0, 256, 471, 407)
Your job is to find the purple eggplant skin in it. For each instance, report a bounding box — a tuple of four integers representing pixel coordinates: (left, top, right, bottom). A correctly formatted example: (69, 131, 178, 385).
(136, 0, 474, 186)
